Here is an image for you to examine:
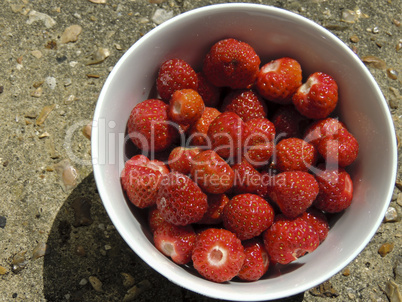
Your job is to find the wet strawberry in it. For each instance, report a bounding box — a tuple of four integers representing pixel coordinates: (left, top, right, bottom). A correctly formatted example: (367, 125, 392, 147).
(153, 221, 196, 265)
(190, 150, 235, 194)
(156, 58, 198, 102)
(272, 105, 310, 141)
(127, 99, 177, 152)
(203, 38, 261, 89)
(197, 72, 222, 108)
(168, 146, 202, 175)
(168, 89, 205, 125)
(303, 117, 347, 147)
(223, 193, 274, 240)
(231, 159, 262, 194)
(274, 137, 318, 172)
(300, 208, 329, 243)
(256, 57, 302, 104)
(198, 194, 230, 225)
(207, 111, 250, 160)
(192, 228, 245, 283)
(221, 89, 268, 122)
(156, 171, 208, 225)
(292, 72, 338, 119)
(269, 171, 319, 218)
(313, 167, 354, 213)
(188, 107, 221, 146)
(263, 214, 320, 265)
(238, 238, 269, 281)
(148, 207, 165, 233)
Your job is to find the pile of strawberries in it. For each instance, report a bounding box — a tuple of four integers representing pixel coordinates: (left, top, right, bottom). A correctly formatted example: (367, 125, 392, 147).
(121, 38, 359, 283)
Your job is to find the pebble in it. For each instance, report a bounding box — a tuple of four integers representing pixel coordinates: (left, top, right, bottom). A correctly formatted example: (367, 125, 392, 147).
(387, 68, 399, 80)
(32, 242, 48, 260)
(26, 10, 56, 28)
(378, 242, 394, 257)
(64, 94, 77, 105)
(342, 267, 351, 276)
(31, 50, 43, 59)
(361, 55, 387, 69)
(54, 159, 79, 191)
(71, 197, 93, 227)
(11, 251, 28, 273)
(384, 207, 399, 222)
(121, 273, 136, 288)
(89, 276, 103, 292)
(309, 281, 339, 297)
(30, 87, 43, 98)
(350, 35, 360, 43)
(86, 47, 110, 65)
(88, 0, 107, 3)
(36, 104, 55, 125)
(123, 280, 152, 302)
(151, 8, 174, 25)
(0, 216, 6, 228)
(79, 278, 88, 286)
(82, 123, 92, 140)
(0, 265, 8, 275)
(45, 76, 57, 90)
(384, 280, 402, 302)
(60, 25, 82, 44)
(75, 245, 86, 257)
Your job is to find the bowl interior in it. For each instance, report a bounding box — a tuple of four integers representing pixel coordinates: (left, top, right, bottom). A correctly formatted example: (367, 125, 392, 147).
(91, 4, 397, 301)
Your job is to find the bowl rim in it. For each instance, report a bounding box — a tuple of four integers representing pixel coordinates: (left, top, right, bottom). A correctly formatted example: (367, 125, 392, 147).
(92, 3, 398, 301)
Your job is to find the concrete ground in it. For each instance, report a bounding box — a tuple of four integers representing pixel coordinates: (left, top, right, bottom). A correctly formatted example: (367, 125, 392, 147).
(0, 0, 401, 301)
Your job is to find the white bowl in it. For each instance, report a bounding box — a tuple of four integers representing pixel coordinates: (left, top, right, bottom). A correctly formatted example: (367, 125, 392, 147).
(91, 3, 397, 301)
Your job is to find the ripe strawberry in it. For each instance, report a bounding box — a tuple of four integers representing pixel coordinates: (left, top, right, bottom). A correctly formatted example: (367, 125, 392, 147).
(168, 146, 202, 175)
(197, 72, 221, 108)
(188, 107, 221, 146)
(263, 214, 320, 265)
(190, 150, 235, 194)
(198, 194, 230, 225)
(256, 57, 302, 104)
(269, 171, 319, 218)
(153, 221, 196, 265)
(192, 228, 245, 283)
(292, 72, 338, 119)
(127, 99, 177, 152)
(272, 105, 310, 141)
(148, 206, 165, 233)
(230, 159, 262, 194)
(207, 111, 250, 160)
(313, 167, 354, 213)
(300, 208, 329, 243)
(223, 193, 274, 240)
(121, 155, 169, 209)
(203, 38, 261, 89)
(256, 170, 276, 200)
(238, 238, 269, 281)
(156, 58, 198, 102)
(221, 89, 268, 122)
(317, 128, 359, 167)
(168, 89, 205, 125)
(156, 171, 208, 225)
(244, 118, 276, 167)
(303, 117, 347, 147)
(122, 165, 163, 209)
(274, 137, 318, 172)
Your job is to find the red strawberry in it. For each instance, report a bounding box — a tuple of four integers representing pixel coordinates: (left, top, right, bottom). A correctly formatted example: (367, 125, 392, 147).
(203, 38, 261, 89)
(123, 165, 163, 209)
(168, 89, 205, 125)
(303, 117, 347, 147)
(190, 150, 235, 194)
(316, 128, 359, 167)
(221, 89, 268, 122)
(192, 228, 245, 283)
(269, 171, 319, 218)
(156, 58, 198, 102)
(244, 118, 276, 167)
(292, 72, 338, 119)
(156, 171, 208, 225)
(198, 194, 230, 225)
(197, 72, 221, 108)
(207, 111, 250, 160)
(274, 137, 318, 172)
(256, 57, 302, 104)
(256, 170, 276, 200)
(148, 207, 165, 233)
(300, 208, 329, 243)
(272, 105, 310, 141)
(153, 221, 196, 265)
(238, 238, 269, 281)
(313, 167, 353, 213)
(188, 107, 221, 146)
(127, 99, 177, 152)
(168, 146, 202, 175)
(231, 159, 262, 194)
(263, 214, 320, 265)
(223, 193, 274, 240)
